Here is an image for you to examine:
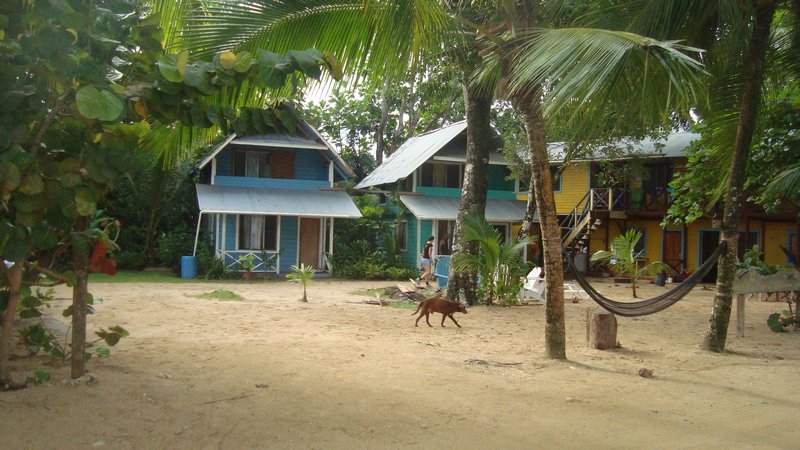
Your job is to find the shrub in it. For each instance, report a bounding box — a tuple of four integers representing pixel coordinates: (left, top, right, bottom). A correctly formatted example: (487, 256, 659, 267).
(156, 224, 194, 272)
(114, 250, 146, 270)
(386, 266, 418, 280)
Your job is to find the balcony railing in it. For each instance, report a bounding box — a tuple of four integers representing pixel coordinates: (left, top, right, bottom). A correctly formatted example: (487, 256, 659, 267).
(589, 187, 671, 213)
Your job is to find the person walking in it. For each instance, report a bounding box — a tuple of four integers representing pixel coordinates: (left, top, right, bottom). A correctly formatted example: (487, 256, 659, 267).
(418, 236, 435, 286)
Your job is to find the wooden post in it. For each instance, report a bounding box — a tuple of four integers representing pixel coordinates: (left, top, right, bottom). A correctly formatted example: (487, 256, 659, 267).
(586, 309, 618, 350)
(737, 294, 745, 337)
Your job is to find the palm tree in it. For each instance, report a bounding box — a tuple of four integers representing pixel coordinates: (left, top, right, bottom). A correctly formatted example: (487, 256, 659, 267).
(151, 0, 706, 359)
(590, 230, 674, 298)
(287, 264, 315, 302)
(605, 0, 799, 351)
(451, 215, 531, 305)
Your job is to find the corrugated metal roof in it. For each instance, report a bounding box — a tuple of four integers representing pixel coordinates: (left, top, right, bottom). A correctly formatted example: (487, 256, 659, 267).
(196, 121, 356, 179)
(230, 134, 327, 149)
(547, 132, 700, 162)
(196, 184, 362, 218)
(356, 121, 468, 189)
(399, 195, 532, 222)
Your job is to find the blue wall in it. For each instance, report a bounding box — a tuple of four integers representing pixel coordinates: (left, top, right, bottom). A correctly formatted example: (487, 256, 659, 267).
(279, 216, 299, 273)
(416, 186, 517, 200)
(216, 146, 329, 181)
(488, 165, 515, 191)
(215, 176, 328, 190)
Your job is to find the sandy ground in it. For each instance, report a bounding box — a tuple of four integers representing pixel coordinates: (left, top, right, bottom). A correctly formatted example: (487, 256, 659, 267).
(1, 277, 799, 449)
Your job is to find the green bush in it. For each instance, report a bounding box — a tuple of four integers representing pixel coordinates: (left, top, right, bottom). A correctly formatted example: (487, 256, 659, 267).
(114, 250, 147, 270)
(386, 266, 418, 280)
(156, 224, 194, 272)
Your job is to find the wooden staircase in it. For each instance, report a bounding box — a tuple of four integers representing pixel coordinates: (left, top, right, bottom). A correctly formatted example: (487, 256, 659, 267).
(558, 188, 628, 252)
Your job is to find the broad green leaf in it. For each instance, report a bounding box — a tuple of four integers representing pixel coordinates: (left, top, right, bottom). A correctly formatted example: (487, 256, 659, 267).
(218, 50, 237, 70)
(767, 313, 786, 332)
(31, 225, 58, 251)
(62, 270, 76, 287)
(286, 49, 323, 79)
(2, 237, 29, 262)
(322, 51, 343, 80)
(233, 51, 253, 73)
(157, 52, 187, 83)
(0, 161, 21, 194)
(18, 173, 44, 195)
(75, 189, 96, 216)
(96, 346, 110, 357)
(183, 65, 210, 91)
(76, 87, 124, 121)
(206, 105, 225, 127)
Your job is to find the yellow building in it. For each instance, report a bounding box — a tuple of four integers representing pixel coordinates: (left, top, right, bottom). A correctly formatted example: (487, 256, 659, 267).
(517, 133, 798, 280)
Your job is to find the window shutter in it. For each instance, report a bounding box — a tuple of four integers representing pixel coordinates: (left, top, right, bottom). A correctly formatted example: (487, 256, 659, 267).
(270, 151, 295, 179)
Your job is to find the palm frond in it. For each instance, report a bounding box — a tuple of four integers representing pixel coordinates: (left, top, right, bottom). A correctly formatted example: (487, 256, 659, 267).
(507, 27, 705, 120)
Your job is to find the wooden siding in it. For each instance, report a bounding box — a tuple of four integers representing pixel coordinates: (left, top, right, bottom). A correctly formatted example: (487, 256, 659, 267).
(270, 151, 295, 179)
(214, 176, 328, 190)
(487, 165, 515, 191)
(588, 218, 797, 274)
(399, 214, 419, 267)
(215, 146, 328, 181)
(515, 163, 590, 214)
(279, 216, 299, 273)
(416, 186, 517, 200)
(554, 163, 590, 214)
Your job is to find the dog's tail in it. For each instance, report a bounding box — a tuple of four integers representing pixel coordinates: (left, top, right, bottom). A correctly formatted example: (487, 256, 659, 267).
(411, 301, 423, 315)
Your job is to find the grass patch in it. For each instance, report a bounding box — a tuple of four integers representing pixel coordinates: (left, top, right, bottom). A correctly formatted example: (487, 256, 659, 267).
(90, 271, 194, 284)
(188, 289, 243, 301)
(350, 287, 386, 297)
(388, 300, 417, 310)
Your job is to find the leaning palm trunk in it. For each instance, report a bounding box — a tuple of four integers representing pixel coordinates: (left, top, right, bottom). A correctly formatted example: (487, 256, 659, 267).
(446, 82, 493, 306)
(704, 1, 777, 352)
(514, 88, 566, 360)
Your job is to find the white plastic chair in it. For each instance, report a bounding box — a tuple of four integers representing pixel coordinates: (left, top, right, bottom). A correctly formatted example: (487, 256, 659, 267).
(520, 267, 545, 303)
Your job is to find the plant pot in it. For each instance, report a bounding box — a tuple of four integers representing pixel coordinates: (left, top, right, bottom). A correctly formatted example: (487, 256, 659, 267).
(243, 271, 254, 280)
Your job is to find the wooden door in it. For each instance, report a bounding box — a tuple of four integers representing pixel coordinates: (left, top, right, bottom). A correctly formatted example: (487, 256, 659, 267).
(663, 230, 682, 273)
(699, 230, 720, 283)
(299, 218, 321, 268)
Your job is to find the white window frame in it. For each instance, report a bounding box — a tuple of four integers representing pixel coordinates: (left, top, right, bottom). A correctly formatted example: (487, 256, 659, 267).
(236, 215, 280, 252)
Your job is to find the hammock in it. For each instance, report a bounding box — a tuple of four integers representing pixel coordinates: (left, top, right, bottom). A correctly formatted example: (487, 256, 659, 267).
(565, 242, 727, 317)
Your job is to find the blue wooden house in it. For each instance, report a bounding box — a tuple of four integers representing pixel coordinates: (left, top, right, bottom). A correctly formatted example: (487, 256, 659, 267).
(356, 121, 527, 268)
(192, 121, 361, 275)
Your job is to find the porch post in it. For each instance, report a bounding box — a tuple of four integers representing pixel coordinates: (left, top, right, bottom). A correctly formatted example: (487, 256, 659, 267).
(192, 212, 203, 256)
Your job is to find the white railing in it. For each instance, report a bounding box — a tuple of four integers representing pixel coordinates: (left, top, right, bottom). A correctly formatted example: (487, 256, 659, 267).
(218, 250, 279, 272)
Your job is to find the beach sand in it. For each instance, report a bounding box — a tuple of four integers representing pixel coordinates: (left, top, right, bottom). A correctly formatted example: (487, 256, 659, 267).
(1, 277, 798, 449)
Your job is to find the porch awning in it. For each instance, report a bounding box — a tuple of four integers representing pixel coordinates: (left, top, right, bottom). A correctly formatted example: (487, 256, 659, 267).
(399, 195, 532, 222)
(196, 184, 362, 218)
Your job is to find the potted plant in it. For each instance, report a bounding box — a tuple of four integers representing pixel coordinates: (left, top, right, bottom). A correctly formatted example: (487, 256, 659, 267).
(238, 254, 256, 280)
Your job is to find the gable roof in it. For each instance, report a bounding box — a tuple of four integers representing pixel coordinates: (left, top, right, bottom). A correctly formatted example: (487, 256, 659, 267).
(355, 121, 468, 189)
(547, 132, 700, 163)
(196, 121, 355, 178)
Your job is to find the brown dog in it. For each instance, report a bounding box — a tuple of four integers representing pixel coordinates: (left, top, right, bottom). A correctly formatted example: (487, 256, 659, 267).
(411, 296, 467, 328)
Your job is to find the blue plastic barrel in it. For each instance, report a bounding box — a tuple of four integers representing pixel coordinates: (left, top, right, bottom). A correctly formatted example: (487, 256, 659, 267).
(181, 256, 197, 279)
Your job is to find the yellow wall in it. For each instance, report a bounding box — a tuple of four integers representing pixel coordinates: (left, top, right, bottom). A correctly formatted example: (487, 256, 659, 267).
(517, 163, 590, 214)
(589, 218, 797, 273)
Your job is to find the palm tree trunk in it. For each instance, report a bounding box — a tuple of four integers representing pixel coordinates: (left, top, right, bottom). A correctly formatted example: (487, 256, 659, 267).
(446, 82, 492, 306)
(514, 88, 566, 360)
(71, 216, 90, 378)
(0, 263, 24, 387)
(704, 0, 776, 352)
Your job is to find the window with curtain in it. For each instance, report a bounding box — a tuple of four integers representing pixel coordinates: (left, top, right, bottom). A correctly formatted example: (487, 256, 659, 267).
(233, 150, 271, 178)
(238, 215, 278, 251)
